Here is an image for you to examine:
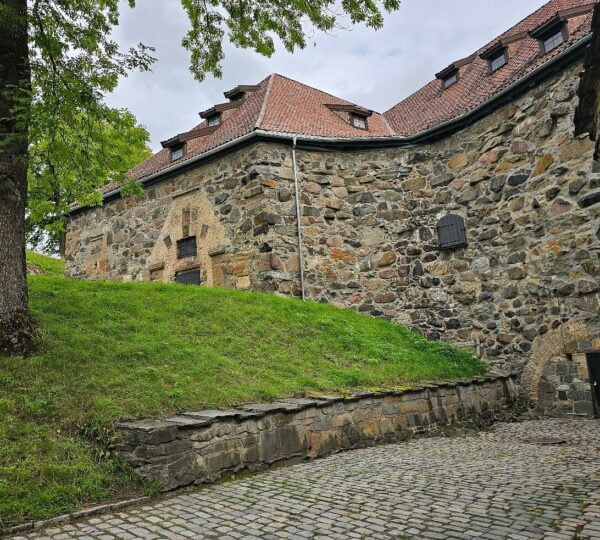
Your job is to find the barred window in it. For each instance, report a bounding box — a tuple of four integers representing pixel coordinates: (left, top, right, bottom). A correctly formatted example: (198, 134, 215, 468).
(177, 236, 197, 259)
(175, 269, 201, 285)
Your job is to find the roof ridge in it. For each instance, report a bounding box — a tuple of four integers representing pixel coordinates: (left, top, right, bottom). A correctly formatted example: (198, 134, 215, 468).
(268, 72, 377, 111)
(255, 73, 275, 128)
(380, 113, 397, 136)
(486, 0, 563, 46)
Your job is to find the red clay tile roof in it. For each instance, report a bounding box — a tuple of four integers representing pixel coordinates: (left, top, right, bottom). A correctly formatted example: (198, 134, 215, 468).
(384, 0, 598, 135)
(126, 78, 272, 184)
(100, 0, 596, 196)
(256, 74, 393, 138)
(122, 74, 393, 186)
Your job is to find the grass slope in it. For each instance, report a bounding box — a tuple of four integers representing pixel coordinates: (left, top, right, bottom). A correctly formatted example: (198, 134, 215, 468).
(26, 251, 65, 277)
(0, 253, 485, 527)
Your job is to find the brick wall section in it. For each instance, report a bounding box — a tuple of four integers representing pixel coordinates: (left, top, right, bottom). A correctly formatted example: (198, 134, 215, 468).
(521, 320, 589, 402)
(116, 374, 519, 491)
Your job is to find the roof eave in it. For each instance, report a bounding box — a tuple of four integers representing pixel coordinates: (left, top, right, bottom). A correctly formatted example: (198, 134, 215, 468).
(69, 33, 592, 216)
(223, 84, 260, 99)
(325, 103, 373, 116)
(199, 99, 246, 118)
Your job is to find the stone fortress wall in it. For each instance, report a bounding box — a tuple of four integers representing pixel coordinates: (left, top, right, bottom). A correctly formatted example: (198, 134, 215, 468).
(66, 61, 600, 413)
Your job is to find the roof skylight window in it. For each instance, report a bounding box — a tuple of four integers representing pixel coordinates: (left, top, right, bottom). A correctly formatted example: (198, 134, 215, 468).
(442, 71, 458, 89)
(207, 114, 221, 127)
(170, 143, 185, 161)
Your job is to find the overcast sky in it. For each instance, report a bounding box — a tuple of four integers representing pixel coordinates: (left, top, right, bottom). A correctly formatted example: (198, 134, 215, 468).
(105, 0, 548, 151)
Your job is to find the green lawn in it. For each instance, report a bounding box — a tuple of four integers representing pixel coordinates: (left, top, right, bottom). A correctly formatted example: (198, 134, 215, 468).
(26, 251, 65, 277)
(0, 253, 485, 527)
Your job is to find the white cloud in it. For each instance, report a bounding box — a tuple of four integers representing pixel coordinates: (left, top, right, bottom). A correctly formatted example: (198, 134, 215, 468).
(105, 0, 548, 150)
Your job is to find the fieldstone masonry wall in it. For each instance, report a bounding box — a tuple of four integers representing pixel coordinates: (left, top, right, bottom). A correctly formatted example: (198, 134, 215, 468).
(66, 146, 288, 289)
(116, 374, 518, 491)
(67, 61, 600, 410)
(283, 63, 599, 373)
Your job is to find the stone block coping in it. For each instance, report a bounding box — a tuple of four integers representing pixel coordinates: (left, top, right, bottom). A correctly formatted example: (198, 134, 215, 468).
(116, 372, 520, 492)
(0, 497, 151, 538)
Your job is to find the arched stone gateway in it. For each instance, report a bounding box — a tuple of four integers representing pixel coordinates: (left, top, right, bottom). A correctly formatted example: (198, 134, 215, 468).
(522, 321, 600, 417)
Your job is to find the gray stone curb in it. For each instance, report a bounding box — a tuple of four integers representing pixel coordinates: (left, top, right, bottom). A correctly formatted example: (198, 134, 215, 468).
(116, 371, 518, 431)
(0, 496, 150, 538)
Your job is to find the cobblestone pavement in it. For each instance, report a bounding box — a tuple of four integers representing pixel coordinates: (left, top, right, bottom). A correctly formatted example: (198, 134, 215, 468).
(16, 419, 600, 539)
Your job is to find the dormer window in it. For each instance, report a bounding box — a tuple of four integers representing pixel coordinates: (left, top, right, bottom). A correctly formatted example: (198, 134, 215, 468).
(530, 18, 568, 55)
(488, 49, 507, 72)
(223, 84, 259, 102)
(442, 70, 458, 89)
(351, 113, 367, 130)
(228, 91, 244, 101)
(171, 143, 185, 161)
(481, 43, 509, 73)
(541, 26, 565, 53)
(436, 56, 475, 90)
(325, 103, 373, 130)
(207, 114, 221, 127)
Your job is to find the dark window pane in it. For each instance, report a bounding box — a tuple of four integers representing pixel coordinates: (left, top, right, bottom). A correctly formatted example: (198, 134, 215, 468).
(352, 115, 367, 129)
(543, 31, 564, 53)
(175, 269, 201, 285)
(171, 145, 184, 161)
(177, 236, 197, 259)
(207, 114, 221, 127)
(443, 72, 458, 88)
(490, 52, 507, 72)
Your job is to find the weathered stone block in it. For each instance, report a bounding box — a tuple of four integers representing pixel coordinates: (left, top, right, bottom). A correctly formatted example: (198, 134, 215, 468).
(578, 191, 600, 208)
(117, 375, 519, 491)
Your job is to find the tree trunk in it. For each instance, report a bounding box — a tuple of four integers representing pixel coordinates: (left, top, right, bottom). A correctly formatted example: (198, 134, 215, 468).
(0, 0, 36, 356)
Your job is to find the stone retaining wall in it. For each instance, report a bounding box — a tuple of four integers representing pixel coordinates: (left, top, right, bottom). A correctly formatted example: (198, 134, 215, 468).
(117, 374, 518, 491)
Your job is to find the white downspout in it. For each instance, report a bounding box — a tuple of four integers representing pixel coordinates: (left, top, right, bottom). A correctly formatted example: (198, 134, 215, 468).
(291, 136, 306, 300)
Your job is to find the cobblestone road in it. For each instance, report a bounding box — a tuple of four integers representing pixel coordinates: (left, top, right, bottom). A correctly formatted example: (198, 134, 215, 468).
(16, 419, 600, 539)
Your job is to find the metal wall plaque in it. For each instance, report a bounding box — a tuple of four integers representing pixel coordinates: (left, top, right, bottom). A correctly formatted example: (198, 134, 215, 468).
(174, 269, 201, 285)
(436, 214, 468, 250)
